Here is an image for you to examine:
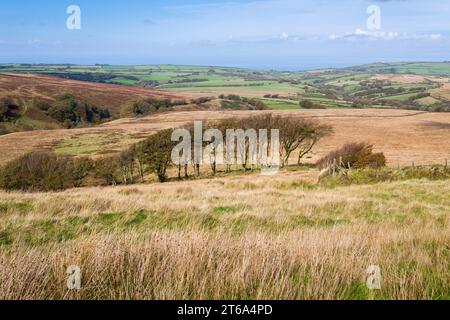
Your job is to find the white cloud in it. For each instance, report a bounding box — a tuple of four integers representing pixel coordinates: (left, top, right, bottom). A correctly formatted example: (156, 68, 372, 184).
(330, 28, 398, 40)
(27, 39, 64, 46)
(329, 29, 443, 41)
(429, 33, 442, 40)
(280, 32, 289, 40)
(328, 34, 338, 40)
(28, 38, 41, 45)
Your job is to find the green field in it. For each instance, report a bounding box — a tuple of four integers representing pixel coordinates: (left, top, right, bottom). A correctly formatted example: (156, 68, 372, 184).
(1, 62, 449, 112)
(348, 62, 450, 76)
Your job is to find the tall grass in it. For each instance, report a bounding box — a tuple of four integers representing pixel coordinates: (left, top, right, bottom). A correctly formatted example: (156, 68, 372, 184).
(0, 173, 448, 300)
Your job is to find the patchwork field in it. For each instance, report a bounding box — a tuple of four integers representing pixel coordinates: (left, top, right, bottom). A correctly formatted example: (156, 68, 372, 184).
(3, 62, 450, 114)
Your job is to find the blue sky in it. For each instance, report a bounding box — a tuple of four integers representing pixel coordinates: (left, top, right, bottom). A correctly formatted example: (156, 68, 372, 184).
(1, 0, 449, 70)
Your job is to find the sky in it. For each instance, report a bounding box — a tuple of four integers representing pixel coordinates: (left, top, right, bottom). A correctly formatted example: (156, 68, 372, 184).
(0, 0, 449, 70)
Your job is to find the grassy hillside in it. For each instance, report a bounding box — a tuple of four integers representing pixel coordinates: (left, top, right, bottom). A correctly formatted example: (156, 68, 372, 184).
(0, 73, 183, 134)
(1, 109, 449, 167)
(0, 171, 448, 299)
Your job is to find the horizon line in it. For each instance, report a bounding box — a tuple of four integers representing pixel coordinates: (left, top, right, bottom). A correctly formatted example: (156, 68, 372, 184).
(2, 60, 450, 73)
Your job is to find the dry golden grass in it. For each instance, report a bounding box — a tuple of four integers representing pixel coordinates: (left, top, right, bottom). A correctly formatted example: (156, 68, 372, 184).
(431, 82, 450, 100)
(0, 170, 448, 300)
(0, 109, 449, 166)
(0, 73, 186, 114)
(371, 74, 448, 84)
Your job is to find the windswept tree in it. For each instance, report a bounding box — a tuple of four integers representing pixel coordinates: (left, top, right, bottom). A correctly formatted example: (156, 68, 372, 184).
(296, 121, 333, 165)
(136, 129, 175, 182)
(212, 114, 279, 172)
(128, 144, 146, 182)
(117, 149, 136, 184)
(94, 156, 119, 186)
(275, 116, 332, 167)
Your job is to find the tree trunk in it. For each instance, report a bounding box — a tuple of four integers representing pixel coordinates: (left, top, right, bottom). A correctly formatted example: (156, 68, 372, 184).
(195, 163, 200, 177)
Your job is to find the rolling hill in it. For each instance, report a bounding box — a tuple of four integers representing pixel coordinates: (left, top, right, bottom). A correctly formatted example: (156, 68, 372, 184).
(0, 73, 187, 134)
(1, 62, 449, 137)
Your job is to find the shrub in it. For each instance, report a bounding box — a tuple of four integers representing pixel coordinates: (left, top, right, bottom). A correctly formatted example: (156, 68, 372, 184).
(0, 152, 93, 191)
(299, 99, 324, 109)
(190, 97, 213, 105)
(120, 98, 173, 117)
(171, 99, 188, 106)
(55, 93, 77, 101)
(0, 97, 22, 122)
(72, 157, 95, 187)
(32, 99, 52, 111)
(317, 142, 386, 170)
(320, 166, 450, 187)
(351, 99, 372, 109)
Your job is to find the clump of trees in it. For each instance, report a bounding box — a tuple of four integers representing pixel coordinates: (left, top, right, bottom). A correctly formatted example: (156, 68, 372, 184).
(36, 94, 111, 128)
(1, 95, 111, 128)
(0, 97, 22, 122)
(47, 72, 127, 83)
(130, 115, 330, 180)
(171, 78, 209, 84)
(377, 95, 450, 112)
(299, 99, 324, 109)
(138, 80, 160, 87)
(0, 115, 333, 191)
(351, 99, 372, 109)
(219, 94, 267, 110)
(93, 156, 120, 186)
(428, 101, 450, 112)
(120, 97, 173, 117)
(317, 142, 386, 170)
(120, 97, 196, 117)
